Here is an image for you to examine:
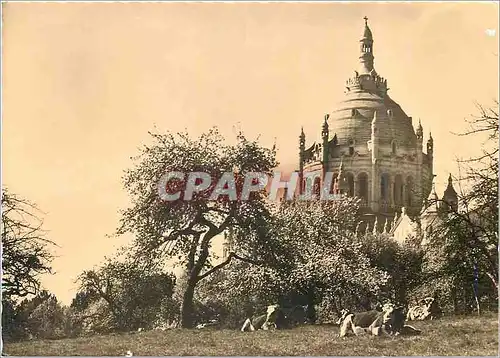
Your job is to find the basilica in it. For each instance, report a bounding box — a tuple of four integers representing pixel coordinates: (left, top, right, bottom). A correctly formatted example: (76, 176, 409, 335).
(222, 17, 458, 257)
(296, 17, 457, 235)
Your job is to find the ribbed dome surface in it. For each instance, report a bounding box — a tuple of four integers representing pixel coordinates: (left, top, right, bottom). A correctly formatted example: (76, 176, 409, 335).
(328, 89, 417, 148)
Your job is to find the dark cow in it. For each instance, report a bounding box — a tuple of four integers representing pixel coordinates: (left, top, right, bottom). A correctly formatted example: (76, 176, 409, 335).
(383, 305, 421, 336)
(338, 303, 411, 337)
(282, 305, 308, 326)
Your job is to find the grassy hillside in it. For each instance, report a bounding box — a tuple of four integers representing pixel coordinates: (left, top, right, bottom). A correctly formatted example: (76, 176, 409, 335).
(3, 313, 498, 356)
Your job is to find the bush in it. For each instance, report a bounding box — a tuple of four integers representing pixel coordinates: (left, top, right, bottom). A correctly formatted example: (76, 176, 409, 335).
(2, 298, 27, 342)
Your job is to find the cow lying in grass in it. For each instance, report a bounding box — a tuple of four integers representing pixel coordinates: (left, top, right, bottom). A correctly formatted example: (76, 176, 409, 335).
(337, 303, 421, 337)
(240, 304, 309, 332)
(407, 297, 442, 321)
(241, 305, 287, 332)
(282, 305, 309, 326)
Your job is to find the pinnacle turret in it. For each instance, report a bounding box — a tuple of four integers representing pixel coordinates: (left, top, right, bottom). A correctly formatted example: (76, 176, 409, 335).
(416, 119, 423, 140)
(427, 132, 434, 156)
(322, 114, 329, 139)
(359, 16, 374, 74)
(300, 127, 305, 145)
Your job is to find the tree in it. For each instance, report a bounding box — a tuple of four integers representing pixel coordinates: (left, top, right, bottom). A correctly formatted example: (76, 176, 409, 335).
(358, 232, 423, 306)
(2, 290, 57, 341)
(455, 101, 498, 291)
(195, 259, 288, 328)
(421, 101, 499, 313)
(27, 293, 68, 340)
(272, 198, 390, 317)
(116, 128, 278, 327)
(77, 253, 176, 332)
(196, 198, 393, 324)
(1, 189, 55, 298)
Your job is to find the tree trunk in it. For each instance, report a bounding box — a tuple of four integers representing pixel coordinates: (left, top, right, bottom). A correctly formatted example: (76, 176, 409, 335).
(178, 228, 226, 328)
(306, 285, 317, 324)
(180, 279, 196, 328)
(474, 293, 481, 315)
(451, 286, 459, 314)
(485, 272, 498, 292)
(396, 281, 407, 306)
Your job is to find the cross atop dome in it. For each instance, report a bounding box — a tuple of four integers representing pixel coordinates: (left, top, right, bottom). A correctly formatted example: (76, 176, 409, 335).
(364, 16, 368, 25)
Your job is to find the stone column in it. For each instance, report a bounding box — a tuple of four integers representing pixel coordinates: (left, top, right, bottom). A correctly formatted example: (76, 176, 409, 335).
(354, 177, 358, 198)
(371, 164, 379, 211)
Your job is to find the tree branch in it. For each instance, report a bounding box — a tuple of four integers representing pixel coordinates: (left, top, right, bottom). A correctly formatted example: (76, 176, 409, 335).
(197, 251, 265, 281)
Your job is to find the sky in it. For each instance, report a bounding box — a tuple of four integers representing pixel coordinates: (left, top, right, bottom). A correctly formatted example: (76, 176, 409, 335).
(2, 2, 498, 305)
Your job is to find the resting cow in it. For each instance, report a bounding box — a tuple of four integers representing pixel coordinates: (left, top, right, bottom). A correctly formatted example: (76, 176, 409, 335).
(282, 305, 308, 326)
(241, 305, 287, 332)
(337, 303, 416, 337)
(407, 297, 442, 321)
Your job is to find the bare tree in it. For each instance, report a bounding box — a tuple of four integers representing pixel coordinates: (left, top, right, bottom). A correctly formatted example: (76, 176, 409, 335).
(456, 101, 498, 290)
(1, 189, 55, 298)
(421, 101, 499, 313)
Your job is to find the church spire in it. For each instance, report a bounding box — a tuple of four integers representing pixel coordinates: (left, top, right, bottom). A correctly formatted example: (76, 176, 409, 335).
(442, 174, 458, 212)
(359, 16, 374, 74)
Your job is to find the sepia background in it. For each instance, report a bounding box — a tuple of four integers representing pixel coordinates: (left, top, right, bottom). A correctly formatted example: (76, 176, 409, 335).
(2, 2, 498, 304)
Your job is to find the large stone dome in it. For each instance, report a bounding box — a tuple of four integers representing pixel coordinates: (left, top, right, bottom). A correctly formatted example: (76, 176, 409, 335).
(329, 86, 418, 149)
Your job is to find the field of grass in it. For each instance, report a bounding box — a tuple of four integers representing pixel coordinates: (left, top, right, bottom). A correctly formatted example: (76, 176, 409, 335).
(3, 313, 498, 356)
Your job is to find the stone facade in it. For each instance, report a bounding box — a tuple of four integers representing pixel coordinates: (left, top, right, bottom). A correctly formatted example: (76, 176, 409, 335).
(298, 18, 434, 225)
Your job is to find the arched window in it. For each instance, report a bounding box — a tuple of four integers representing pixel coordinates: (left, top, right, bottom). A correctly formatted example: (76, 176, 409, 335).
(283, 187, 288, 201)
(305, 177, 313, 194)
(313, 177, 321, 197)
(348, 138, 355, 156)
(393, 174, 403, 206)
(406, 176, 414, 207)
(380, 173, 390, 202)
(346, 173, 355, 197)
(391, 140, 397, 155)
(357, 172, 369, 204)
(330, 173, 338, 194)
